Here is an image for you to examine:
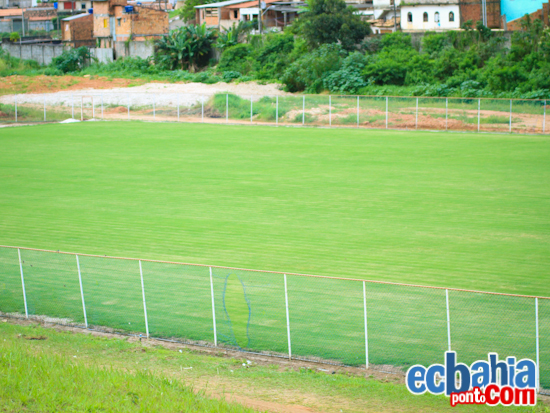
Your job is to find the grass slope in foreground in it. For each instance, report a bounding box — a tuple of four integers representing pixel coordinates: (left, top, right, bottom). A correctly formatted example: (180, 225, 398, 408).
(1, 322, 548, 413)
(0, 122, 548, 295)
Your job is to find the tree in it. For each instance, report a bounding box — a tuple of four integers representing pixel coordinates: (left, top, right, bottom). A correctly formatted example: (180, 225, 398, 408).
(155, 24, 215, 72)
(215, 21, 254, 50)
(297, 0, 370, 50)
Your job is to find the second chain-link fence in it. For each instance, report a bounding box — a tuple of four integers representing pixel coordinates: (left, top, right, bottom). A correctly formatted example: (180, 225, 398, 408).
(0, 245, 548, 393)
(0, 93, 548, 134)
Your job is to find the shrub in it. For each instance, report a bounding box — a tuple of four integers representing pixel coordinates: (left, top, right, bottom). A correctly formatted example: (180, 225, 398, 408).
(218, 44, 253, 73)
(323, 52, 367, 93)
(50, 47, 91, 73)
(9, 32, 20, 42)
(282, 43, 345, 92)
(222, 71, 241, 82)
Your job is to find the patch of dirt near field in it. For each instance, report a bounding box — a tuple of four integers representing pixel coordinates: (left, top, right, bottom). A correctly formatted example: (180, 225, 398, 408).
(0, 75, 148, 96)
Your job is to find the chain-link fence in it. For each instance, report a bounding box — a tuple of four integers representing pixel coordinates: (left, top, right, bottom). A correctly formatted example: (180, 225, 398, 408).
(1, 245, 548, 393)
(0, 93, 548, 135)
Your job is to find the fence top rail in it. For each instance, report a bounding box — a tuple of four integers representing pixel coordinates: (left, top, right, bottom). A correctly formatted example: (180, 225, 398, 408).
(13, 93, 550, 103)
(3, 244, 549, 301)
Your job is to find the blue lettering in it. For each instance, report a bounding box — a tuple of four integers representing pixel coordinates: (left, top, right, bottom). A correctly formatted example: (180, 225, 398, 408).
(471, 361, 490, 388)
(445, 351, 471, 396)
(490, 353, 508, 385)
(406, 365, 427, 394)
(515, 360, 536, 388)
(425, 364, 445, 394)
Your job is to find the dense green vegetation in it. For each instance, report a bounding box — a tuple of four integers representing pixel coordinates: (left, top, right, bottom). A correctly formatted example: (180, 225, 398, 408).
(1, 0, 548, 99)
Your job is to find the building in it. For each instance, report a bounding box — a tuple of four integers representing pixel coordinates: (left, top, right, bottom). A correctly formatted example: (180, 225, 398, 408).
(401, 0, 460, 31)
(61, 12, 93, 46)
(458, 0, 500, 28)
(93, 0, 168, 48)
(194, 0, 293, 29)
(56, 1, 94, 12)
(505, 0, 549, 30)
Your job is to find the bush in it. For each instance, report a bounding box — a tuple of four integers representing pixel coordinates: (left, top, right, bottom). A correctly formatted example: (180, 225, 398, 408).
(51, 47, 91, 73)
(9, 32, 20, 42)
(282, 43, 345, 92)
(222, 71, 241, 81)
(218, 44, 253, 73)
(323, 52, 367, 93)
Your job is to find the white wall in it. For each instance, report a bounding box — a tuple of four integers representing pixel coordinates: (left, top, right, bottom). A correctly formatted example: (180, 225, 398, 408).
(373, 0, 400, 19)
(401, 4, 459, 31)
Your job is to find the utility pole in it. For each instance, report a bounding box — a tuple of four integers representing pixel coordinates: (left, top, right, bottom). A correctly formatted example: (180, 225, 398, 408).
(393, 0, 397, 32)
(258, 0, 262, 34)
(21, 8, 25, 37)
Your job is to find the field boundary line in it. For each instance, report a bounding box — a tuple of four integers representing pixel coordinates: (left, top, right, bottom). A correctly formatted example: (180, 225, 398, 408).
(3, 244, 549, 300)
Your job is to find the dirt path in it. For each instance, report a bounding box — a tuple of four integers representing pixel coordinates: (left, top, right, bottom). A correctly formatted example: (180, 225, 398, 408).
(0, 75, 289, 107)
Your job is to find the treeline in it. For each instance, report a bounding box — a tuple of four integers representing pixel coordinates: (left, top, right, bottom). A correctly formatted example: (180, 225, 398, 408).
(1, 0, 549, 99)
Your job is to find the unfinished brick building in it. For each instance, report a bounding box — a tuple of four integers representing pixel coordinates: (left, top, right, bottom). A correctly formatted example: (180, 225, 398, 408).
(458, 0, 501, 28)
(61, 13, 94, 47)
(93, 0, 168, 48)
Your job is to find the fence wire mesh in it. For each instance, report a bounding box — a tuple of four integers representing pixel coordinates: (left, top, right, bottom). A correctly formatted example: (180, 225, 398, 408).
(0, 246, 548, 392)
(2, 93, 548, 135)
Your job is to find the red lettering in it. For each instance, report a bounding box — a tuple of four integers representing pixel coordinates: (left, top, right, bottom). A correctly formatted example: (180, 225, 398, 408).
(485, 385, 500, 405)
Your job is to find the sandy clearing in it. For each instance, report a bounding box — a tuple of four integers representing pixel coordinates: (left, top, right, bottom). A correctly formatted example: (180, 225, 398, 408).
(0, 81, 290, 107)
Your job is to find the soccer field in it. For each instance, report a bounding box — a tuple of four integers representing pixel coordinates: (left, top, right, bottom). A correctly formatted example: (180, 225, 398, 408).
(1, 122, 548, 295)
(1, 122, 550, 387)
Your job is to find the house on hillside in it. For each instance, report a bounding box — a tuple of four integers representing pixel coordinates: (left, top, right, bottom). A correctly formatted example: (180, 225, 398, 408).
(194, 0, 302, 29)
(92, 0, 168, 48)
(401, 0, 460, 31)
(61, 12, 93, 46)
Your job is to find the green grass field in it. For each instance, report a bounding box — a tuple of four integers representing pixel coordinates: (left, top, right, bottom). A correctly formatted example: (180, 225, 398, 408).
(0, 122, 549, 386)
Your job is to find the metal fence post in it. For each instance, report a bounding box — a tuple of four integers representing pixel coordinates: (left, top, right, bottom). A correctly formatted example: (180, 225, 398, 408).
(510, 99, 512, 133)
(81, 96, 83, 121)
(446, 289, 451, 352)
(139, 260, 149, 338)
(209, 267, 217, 346)
(385, 96, 388, 129)
(250, 95, 253, 123)
(477, 99, 481, 132)
(416, 98, 418, 129)
(92, 96, 95, 119)
(177, 94, 180, 122)
(445, 98, 448, 131)
(329, 95, 332, 127)
(284, 274, 291, 360)
(43, 96, 46, 122)
(17, 249, 28, 319)
(276, 95, 279, 126)
(302, 95, 305, 125)
(535, 297, 540, 391)
(543, 100, 546, 134)
(201, 97, 204, 122)
(153, 94, 156, 121)
(226, 93, 228, 122)
(14, 95, 17, 122)
(76, 255, 88, 328)
(127, 93, 130, 121)
(357, 95, 359, 127)
(101, 94, 104, 120)
(71, 93, 74, 119)
(363, 281, 369, 369)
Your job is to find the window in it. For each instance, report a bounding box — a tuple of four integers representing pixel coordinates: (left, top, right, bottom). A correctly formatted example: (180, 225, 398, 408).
(449, 11, 454, 22)
(423, 12, 428, 22)
(117, 17, 121, 26)
(434, 12, 440, 22)
(233, 10, 238, 18)
(205, 8, 218, 17)
(81, 3, 85, 9)
(407, 12, 412, 23)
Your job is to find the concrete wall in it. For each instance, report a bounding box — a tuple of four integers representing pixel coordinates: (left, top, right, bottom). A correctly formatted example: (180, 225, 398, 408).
(91, 46, 114, 63)
(1, 41, 66, 65)
(113, 40, 154, 59)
